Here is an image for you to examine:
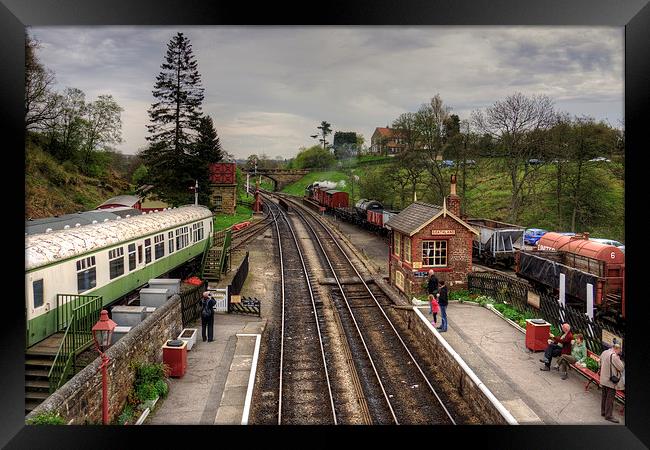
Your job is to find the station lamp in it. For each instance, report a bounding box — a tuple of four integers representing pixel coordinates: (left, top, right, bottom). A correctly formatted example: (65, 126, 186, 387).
(92, 310, 117, 424)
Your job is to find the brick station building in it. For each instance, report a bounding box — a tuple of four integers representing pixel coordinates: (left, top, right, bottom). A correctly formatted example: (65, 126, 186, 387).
(208, 162, 237, 214)
(385, 176, 478, 297)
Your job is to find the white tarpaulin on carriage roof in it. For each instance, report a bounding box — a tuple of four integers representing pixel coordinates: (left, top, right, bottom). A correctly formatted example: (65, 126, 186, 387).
(25, 205, 213, 271)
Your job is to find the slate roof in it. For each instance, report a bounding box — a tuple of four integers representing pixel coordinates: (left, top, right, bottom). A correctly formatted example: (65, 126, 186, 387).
(384, 201, 442, 235)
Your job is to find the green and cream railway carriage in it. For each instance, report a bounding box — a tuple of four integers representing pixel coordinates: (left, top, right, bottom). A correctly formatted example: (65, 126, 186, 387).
(25, 205, 213, 347)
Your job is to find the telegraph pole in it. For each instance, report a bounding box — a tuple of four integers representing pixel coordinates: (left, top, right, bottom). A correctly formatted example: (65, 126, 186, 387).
(194, 179, 198, 205)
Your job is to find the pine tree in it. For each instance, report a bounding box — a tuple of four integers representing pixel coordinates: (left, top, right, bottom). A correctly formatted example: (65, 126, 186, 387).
(191, 115, 224, 204)
(144, 32, 205, 204)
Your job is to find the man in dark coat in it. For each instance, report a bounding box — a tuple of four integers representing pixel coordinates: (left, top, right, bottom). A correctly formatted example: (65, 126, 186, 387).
(436, 280, 449, 332)
(540, 322, 572, 371)
(199, 291, 217, 342)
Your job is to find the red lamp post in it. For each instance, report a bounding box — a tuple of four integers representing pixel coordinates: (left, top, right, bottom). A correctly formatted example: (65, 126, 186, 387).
(92, 309, 117, 425)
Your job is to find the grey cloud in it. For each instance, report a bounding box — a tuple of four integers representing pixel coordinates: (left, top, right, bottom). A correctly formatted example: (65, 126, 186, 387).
(29, 26, 623, 159)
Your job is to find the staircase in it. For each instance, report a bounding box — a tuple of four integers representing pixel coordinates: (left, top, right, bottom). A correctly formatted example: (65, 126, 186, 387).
(201, 229, 231, 284)
(25, 333, 62, 414)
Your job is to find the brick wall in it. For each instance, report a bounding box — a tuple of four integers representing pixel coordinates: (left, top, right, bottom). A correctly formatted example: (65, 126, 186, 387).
(26, 296, 183, 425)
(209, 184, 237, 214)
(391, 307, 510, 424)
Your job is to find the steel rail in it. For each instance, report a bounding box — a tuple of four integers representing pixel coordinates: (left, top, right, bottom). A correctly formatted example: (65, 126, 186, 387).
(264, 198, 338, 425)
(280, 193, 457, 425)
(271, 196, 398, 424)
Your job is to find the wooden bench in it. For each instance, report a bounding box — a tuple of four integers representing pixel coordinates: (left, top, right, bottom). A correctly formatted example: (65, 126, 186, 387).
(570, 350, 624, 404)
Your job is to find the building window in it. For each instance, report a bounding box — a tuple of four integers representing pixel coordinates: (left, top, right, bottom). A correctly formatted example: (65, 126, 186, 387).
(109, 247, 125, 279)
(128, 243, 136, 271)
(154, 234, 165, 260)
(404, 237, 412, 263)
(144, 238, 152, 264)
(215, 195, 223, 210)
(33, 279, 44, 309)
(395, 270, 405, 292)
(76, 256, 97, 293)
(422, 240, 447, 267)
(393, 232, 401, 257)
(168, 231, 174, 253)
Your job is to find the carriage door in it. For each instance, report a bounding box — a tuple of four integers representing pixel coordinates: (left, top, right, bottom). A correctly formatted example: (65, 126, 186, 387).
(28, 277, 55, 346)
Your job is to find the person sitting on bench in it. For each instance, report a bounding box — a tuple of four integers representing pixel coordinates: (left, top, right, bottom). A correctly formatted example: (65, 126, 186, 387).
(540, 323, 572, 371)
(557, 333, 587, 379)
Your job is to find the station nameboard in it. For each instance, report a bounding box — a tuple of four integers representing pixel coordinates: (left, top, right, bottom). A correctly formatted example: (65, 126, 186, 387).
(432, 229, 455, 236)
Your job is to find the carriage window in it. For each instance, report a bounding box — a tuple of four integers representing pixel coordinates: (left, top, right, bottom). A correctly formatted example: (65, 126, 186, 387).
(128, 243, 136, 271)
(168, 231, 174, 253)
(109, 247, 125, 279)
(154, 234, 165, 259)
(76, 256, 97, 293)
(176, 226, 190, 250)
(33, 279, 44, 308)
(193, 222, 205, 242)
(144, 238, 152, 264)
(422, 240, 447, 267)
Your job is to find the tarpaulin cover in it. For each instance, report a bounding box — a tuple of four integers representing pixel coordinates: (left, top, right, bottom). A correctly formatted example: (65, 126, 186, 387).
(518, 251, 599, 302)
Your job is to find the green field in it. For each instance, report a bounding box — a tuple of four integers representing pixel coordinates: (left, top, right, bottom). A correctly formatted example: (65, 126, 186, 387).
(213, 204, 253, 231)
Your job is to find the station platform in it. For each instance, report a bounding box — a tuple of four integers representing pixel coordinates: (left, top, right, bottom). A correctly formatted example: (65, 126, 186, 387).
(147, 230, 276, 425)
(320, 210, 624, 425)
(415, 302, 625, 425)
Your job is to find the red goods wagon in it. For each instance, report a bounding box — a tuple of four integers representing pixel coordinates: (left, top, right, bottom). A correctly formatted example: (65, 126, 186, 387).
(325, 190, 349, 208)
(519, 232, 625, 319)
(367, 209, 383, 227)
(209, 162, 236, 184)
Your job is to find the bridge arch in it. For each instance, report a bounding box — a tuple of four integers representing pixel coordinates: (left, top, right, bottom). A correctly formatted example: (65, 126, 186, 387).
(244, 169, 310, 191)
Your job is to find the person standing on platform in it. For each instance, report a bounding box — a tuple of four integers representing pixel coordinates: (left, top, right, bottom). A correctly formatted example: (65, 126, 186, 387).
(436, 280, 449, 332)
(599, 342, 624, 423)
(429, 294, 440, 326)
(199, 291, 217, 342)
(427, 269, 439, 315)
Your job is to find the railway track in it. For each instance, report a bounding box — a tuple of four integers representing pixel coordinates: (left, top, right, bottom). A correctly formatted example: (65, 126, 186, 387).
(272, 193, 457, 425)
(267, 200, 338, 425)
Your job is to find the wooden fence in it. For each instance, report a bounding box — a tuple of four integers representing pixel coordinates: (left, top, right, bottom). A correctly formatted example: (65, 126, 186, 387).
(468, 272, 624, 354)
(180, 281, 207, 327)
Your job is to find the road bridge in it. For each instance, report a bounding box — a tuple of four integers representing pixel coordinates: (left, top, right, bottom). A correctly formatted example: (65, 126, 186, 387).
(245, 169, 310, 191)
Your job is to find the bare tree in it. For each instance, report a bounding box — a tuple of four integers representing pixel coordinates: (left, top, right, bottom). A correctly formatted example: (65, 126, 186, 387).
(472, 92, 556, 222)
(25, 34, 61, 131)
(415, 94, 451, 204)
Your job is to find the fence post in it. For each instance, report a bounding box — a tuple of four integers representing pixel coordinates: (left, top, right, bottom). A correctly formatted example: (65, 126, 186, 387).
(559, 273, 566, 308)
(586, 283, 594, 320)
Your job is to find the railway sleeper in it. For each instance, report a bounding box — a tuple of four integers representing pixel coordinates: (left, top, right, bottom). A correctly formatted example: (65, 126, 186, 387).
(318, 276, 374, 285)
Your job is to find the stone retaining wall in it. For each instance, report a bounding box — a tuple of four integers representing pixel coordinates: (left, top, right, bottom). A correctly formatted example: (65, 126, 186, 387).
(391, 306, 514, 424)
(27, 295, 183, 424)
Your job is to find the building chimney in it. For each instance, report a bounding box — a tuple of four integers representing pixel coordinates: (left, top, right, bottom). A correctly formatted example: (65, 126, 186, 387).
(446, 174, 461, 216)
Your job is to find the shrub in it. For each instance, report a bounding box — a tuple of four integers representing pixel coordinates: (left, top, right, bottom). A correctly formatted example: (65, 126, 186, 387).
(26, 411, 66, 425)
(154, 379, 169, 398)
(136, 383, 159, 402)
(585, 356, 600, 373)
(117, 404, 135, 425)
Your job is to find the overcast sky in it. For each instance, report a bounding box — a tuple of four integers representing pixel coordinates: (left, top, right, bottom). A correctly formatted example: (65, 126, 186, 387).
(29, 26, 623, 159)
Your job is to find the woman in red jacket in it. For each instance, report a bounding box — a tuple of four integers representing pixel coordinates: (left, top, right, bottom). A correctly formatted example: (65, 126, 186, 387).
(540, 323, 573, 371)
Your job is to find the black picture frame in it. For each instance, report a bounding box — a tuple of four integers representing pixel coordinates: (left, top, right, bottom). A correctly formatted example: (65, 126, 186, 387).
(1, 0, 648, 447)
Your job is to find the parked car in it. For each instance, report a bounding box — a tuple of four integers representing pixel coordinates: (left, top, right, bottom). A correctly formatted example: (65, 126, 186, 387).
(589, 157, 611, 162)
(524, 228, 548, 245)
(556, 232, 576, 236)
(465, 159, 477, 166)
(590, 238, 625, 252)
(441, 160, 455, 168)
(527, 159, 544, 165)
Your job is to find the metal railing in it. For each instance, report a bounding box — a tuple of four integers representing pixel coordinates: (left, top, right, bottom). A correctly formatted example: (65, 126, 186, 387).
(49, 295, 103, 392)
